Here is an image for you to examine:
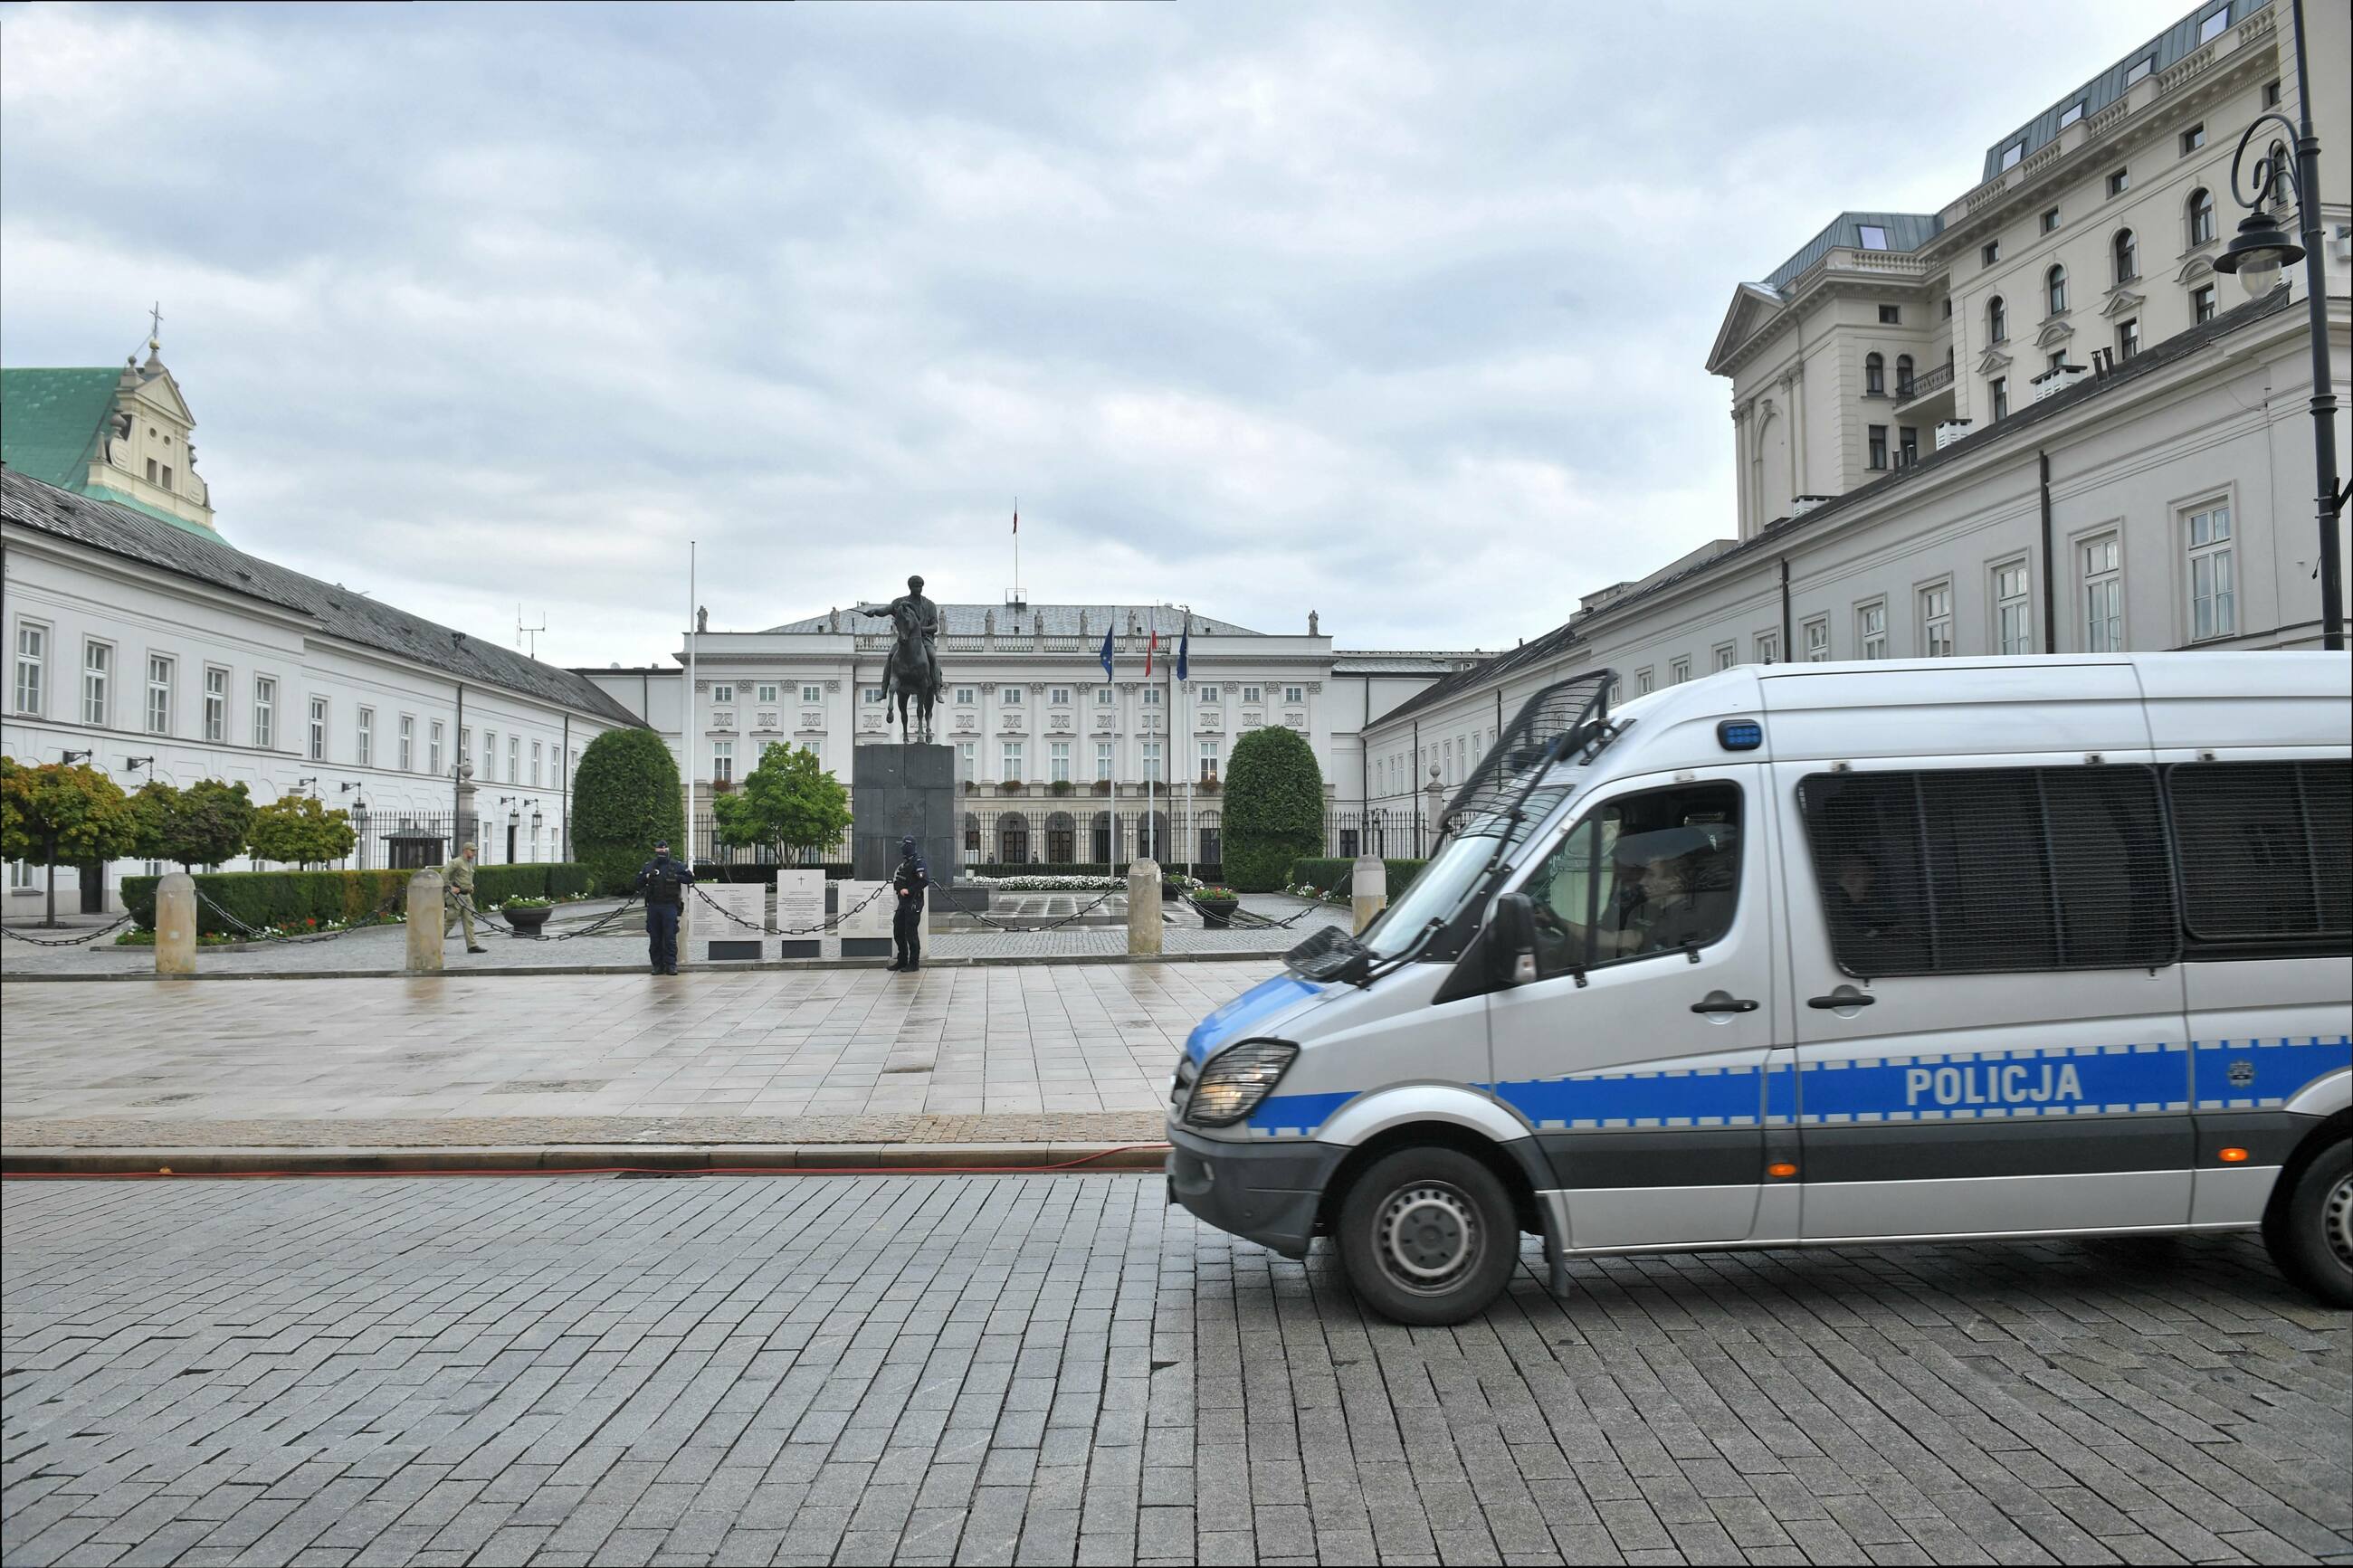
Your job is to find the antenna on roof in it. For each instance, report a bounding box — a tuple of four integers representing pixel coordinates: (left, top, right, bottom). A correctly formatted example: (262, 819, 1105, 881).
(516, 603, 548, 660)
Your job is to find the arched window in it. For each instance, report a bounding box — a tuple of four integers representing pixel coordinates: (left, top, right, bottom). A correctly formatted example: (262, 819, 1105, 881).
(1895, 354, 1915, 397)
(2187, 186, 2215, 246)
(2046, 264, 2068, 315)
(1865, 352, 1886, 395)
(1988, 295, 2007, 343)
(2113, 228, 2138, 283)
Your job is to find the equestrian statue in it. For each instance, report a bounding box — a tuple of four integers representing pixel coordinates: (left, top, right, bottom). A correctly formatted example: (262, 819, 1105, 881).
(856, 575, 947, 744)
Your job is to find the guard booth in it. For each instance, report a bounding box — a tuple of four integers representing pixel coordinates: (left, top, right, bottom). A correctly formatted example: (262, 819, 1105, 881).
(383, 828, 446, 870)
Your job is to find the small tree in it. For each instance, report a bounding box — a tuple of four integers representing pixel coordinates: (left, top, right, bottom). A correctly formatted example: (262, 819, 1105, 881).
(573, 727, 684, 894)
(714, 743, 852, 864)
(1223, 727, 1326, 891)
(144, 778, 256, 870)
(0, 756, 140, 926)
(247, 794, 358, 869)
(127, 780, 180, 863)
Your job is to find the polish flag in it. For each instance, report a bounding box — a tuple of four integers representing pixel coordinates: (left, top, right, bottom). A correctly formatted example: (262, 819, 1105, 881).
(1146, 628, 1157, 675)
(1012, 507, 1018, 535)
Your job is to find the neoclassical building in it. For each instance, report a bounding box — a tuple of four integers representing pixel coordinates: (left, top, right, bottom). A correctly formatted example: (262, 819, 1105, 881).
(1, 337, 217, 536)
(1364, 0, 2349, 803)
(581, 606, 1480, 867)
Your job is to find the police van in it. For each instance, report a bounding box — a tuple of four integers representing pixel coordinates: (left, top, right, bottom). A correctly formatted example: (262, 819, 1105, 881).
(1165, 653, 2351, 1324)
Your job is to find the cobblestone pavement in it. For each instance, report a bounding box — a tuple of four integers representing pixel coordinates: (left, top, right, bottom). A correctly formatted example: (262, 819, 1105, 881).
(4, 1176, 2348, 1567)
(1, 965, 1260, 1151)
(0, 898, 1343, 977)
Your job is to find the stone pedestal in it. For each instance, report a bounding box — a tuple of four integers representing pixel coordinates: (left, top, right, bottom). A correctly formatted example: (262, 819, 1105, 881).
(155, 872, 197, 977)
(406, 870, 444, 974)
(1351, 854, 1387, 935)
(776, 869, 827, 959)
(1127, 859, 1163, 955)
(853, 745, 957, 892)
(837, 879, 896, 958)
(699, 884, 766, 962)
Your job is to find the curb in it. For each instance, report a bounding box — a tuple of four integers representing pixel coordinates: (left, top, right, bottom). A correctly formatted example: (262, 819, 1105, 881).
(0, 1142, 1171, 1176)
(0, 949, 1286, 982)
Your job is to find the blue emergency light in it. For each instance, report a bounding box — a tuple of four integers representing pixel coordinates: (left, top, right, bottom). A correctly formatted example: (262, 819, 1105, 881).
(1717, 719, 1764, 751)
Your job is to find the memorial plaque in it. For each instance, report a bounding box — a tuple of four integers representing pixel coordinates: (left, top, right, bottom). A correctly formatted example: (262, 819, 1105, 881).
(837, 879, 894, 958)
(700, 884, 767, 962)
(776, 870, 825, 959)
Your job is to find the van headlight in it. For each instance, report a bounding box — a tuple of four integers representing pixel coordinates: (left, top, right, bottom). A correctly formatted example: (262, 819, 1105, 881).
(1184, 1040, 1298, 1127)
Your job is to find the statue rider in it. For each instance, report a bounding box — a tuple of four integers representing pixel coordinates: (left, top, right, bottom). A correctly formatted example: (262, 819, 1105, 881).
(856, 575, 945, 708)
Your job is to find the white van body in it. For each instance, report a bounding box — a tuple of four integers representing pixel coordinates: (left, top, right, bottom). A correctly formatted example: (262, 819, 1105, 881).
(1166, 653, 2351, 1322)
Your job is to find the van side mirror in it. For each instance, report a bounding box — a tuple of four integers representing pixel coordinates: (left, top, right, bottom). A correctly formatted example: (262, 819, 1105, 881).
(1491, 893, 1538, 986)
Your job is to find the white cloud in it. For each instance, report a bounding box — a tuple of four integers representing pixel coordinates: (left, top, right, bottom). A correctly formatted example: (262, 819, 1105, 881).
(2, 0, 2193, 666)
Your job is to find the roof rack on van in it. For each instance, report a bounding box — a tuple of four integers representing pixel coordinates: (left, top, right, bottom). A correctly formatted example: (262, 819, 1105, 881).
(1444, 670, 1616, 841)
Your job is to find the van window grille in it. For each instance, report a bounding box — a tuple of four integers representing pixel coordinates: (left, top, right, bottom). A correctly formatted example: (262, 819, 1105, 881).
(1798, 765, 2177, 977)
(2165, 760, 2349, 944)
(1443, 672, 1612, 838)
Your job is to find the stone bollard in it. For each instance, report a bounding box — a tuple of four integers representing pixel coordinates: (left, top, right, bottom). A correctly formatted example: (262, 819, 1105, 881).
(405, 870, 444, 974)
(155, 872, 197, 977)
(1350, 854, 1387, 935)
(1127, 858, 1163, 956)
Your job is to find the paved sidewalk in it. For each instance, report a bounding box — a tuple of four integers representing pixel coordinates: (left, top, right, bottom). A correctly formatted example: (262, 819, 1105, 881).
(0, 896, 1345, 977)
(5, 1174, 2348, 1567)
(0, 963, 1264, 1164)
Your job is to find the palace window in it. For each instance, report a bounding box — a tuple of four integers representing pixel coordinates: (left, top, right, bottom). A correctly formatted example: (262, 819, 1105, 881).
(1198, 739, 1219, 781)
(1920, 583, 1954, 657)
(1635, 668, 1654, 695)
(1895, 354, 1914, 396)
(757, 683, 778, 704)
(1991, 376, 2010, 420)
(1865, 353, 1885, 395)
(2187, 187, 2215, 246)
(1995, 561, 2033, 655)
(1878, 305, 1900, 325)
(1241, 685, 1261, 704)
(1713, 642, 1736, 672)
(2194, 283, 2216, 323)
(1899, 426, 1919, 466)
(1050, 686, 1072, 706)
(203, 667, 227, 742)
(1755, 630, 1781, 665)
(2082, 534, 2123, 651)
(2046, 264, 2068, 315)
(711, 684, 733, 704)
(13, 622, 46, 717)
(2180, 123, 2205, 154)
(957, 741, 975, 782)
(1804, 618, 1830, 661)
(1670, 657, 1691, 684)
(1095, 740, 1113, 782)
(531, 741, 543, 787)
(1049, 740, 1070, 784)
(712, 739, 733, 784)
(1284, 685, 1303, 704)
(1868, 425, 1889, 470)
(429, 720, 444, 777)
(2107, 169, 2131, 198)
(2058, 100, 2083, 129)
(1143, 687, 1162, 706)
(802, 684, 822, 704)
(1981, 241, 2001, 267)
(2112, 228, 2138, 283)
(2198, 7, 2228, 43)
(2186, 503, 2234, 640)
(1095, 687, 1113, 706)
(147, 657, 173, 735)
(398, 715, 414, 771)
(1001, 740, 1023, 780)
(252, 678, 275, 749)
(81, 640, 110, 726)
(1141, 740, 1162, 784)
(2117, 318, 2140, 359)
(1857, 224, 1888, 249)
(957, 687, 976, 705)
(1987, 295, 2007, 343)
(2042, 206, 2062, 233)
(1858, 602, 1888, 660)
(1196, 684, 1218, 703)
(310, 698, 329, 762)
(482, 730, 496, 780)
(1000, 686, 1024, 704)
(357, 708, 376, 767)
(509, 736, 519, 783)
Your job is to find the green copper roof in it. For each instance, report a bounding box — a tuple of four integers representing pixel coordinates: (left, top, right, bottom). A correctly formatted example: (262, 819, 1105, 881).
(0, 367, 119, 489)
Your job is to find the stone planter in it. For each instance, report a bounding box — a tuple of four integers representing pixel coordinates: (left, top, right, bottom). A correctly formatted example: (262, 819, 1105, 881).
(502, 906, 552, 936)
(1189, 897, 1237, 928)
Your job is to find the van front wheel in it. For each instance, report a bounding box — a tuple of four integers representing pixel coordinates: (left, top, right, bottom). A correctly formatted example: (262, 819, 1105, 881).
(1336, 1147, 1517, 1326)
(2266, 1138, 2353, 1308)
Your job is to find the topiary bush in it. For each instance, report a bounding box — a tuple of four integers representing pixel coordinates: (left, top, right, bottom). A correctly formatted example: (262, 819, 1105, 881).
(572, 727, 682, 895)
(1222, 727, 1326, 892)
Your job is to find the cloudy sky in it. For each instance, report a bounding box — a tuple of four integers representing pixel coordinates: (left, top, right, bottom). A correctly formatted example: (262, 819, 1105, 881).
(3, 0, 2189, 669)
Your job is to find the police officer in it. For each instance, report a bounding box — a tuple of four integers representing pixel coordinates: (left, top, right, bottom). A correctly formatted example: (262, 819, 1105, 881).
(633, 838, 697, 975)
(889, 834, 929, 973)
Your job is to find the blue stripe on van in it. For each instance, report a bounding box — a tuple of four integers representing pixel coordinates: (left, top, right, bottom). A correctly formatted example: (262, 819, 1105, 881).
(2191, 1035, 2352, 1110)
(1245, 1090, 1356, 1139)
(1496, 1064, 1767, 1131)
(1796, 1041, 2188, 1124)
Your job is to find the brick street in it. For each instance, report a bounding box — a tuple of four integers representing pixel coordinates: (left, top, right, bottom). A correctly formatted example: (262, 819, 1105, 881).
(5, 1174, 2348, 1567)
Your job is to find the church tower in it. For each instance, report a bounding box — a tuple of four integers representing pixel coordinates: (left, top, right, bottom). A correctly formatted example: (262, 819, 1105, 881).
(0, 318, 216, 536)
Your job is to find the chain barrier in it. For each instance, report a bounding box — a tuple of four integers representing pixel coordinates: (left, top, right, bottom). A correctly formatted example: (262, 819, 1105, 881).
(954, 888, 1119, 933)
(0, 911, 138, 946)
(457, 891, 643, 942)
(688, 881, 889, 935)
(188, 884, 410, 946)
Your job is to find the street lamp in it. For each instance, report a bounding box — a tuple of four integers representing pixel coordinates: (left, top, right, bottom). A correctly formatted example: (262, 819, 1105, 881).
(2206, 0, 2346, 651)
(60, 749, 92, 765)
(122, 756, 155, 775)
(350, 794, 371, 870)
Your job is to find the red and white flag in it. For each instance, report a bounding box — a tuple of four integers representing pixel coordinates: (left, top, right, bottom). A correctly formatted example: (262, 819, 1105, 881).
(1146, 628, 1157, 675)
(1012, 507, 1018, 535)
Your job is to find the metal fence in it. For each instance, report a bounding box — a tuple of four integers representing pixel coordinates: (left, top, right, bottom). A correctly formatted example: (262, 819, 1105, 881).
(319, 810, 572, 872)
(695, 803, 1440, 873)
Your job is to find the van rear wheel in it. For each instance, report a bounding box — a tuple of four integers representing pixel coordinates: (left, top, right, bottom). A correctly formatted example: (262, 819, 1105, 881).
(1336, 1147, 1517, 1326)
(2266, 1138, 2353, 1308)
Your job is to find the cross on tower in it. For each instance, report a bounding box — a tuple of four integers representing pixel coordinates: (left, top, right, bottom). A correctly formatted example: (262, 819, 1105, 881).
(148, 302, 163, 342)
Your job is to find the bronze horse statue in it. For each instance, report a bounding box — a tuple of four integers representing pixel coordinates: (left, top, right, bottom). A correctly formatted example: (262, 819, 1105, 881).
(857, 576, 945, 744)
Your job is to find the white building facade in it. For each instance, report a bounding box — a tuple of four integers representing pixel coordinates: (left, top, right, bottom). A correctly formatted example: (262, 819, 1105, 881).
(3, 469, 642, 911)
(582, 605, 1480, 869)
(1365, 0, 2349, 806)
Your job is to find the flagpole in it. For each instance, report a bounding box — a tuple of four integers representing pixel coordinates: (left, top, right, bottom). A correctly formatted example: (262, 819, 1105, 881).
(1012, 497, 1020, 604)
(1180, 607, 1192, 883)
(1145, 613, 1154, 863)
(684, 540, 697, 863)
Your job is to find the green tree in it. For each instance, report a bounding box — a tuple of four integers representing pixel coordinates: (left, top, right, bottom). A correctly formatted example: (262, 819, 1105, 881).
(1222, 726, 1327, 891)
(144, 778, 256, 870)
(714, 743, 852, 863)
(573, 727, 683, 894)
(126, 780, 180, 861)
(0, 756, 140, 926)
(247, 794, 359, 868)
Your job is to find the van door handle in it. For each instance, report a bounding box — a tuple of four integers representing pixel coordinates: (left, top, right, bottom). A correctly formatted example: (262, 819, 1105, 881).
(1807, 986, 1876, 1010)
(1690, 995, 1758, 1014)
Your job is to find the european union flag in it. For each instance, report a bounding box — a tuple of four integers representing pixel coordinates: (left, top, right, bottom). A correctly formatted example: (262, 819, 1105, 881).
(1176, 625, 1189, 682)
(1099, 624, 1115, 679)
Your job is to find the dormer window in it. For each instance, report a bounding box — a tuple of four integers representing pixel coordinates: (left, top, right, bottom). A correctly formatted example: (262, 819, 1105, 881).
(2198, 7, 2228, 43)
(2123, 57, 2152, 87)
(2000, 142, 2024, 171)
(147, 458, 158, 483)
(2058, 101, 2084, 129)
(1856, 225, 1889, 250)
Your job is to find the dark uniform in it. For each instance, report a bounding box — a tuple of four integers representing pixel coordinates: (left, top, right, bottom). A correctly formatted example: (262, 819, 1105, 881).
(890, 837, 930, 973)
(634, 845, 697, 974)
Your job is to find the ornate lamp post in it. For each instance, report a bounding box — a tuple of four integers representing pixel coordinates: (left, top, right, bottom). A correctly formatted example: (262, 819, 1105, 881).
(2207, 0, 2346, 651)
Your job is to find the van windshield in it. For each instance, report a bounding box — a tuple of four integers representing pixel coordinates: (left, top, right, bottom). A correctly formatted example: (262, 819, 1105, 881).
(1361, 776, 1579, 959)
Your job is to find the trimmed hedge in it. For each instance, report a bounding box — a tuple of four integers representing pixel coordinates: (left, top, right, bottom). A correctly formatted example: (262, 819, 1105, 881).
(1286, 857, 1427, 899)
(122, 863, 595, 936)
(1224, 727, 1327, 891)
(573, 729, 685, 898)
